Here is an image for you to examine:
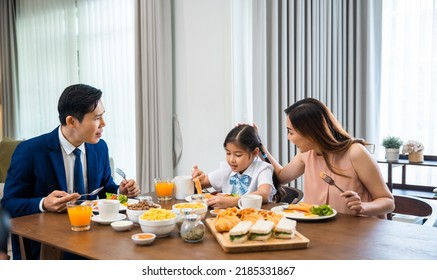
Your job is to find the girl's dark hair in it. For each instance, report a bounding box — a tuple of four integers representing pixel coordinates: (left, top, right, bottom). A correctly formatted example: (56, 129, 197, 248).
(224, 125, 282, 202)
(58, 84, 103, 125)
(285, 98, 367, 177)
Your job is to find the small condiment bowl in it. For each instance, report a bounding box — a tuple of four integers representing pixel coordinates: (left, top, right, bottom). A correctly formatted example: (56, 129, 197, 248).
(111, 220, 133, 232)
(131, 233, 156, 245)
(209, 209, 221, 217)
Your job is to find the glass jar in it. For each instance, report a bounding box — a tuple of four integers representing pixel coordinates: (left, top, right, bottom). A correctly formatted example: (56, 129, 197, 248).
(180, 214, 205, 243)
(175, 208, 194, 230)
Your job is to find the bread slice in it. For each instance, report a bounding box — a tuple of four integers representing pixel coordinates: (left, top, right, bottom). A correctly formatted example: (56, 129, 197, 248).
(274, 218, 296, 239)
(229, 221, 252, 243)
(249, 219, 274, 241)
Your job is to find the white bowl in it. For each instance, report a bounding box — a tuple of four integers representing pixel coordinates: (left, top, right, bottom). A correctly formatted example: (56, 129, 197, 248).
(131, 233, 156, 245)
(172, 202, 208, 219)
(110, 220, 133, 232)
(126, 209, 148, 224)
(138, 217, 176, 237)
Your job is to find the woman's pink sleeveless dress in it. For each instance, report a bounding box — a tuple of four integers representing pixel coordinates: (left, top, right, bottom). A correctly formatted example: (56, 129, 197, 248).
(301, 149, 374, 215)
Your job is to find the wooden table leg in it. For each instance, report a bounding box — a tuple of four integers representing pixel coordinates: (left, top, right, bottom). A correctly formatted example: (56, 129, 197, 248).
(40, 244, 62, 260)
(18, 235, 32, 260)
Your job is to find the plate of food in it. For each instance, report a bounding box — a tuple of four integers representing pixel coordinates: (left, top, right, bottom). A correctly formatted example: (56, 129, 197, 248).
(271, 202, 337, 221)
(205, 213, 310, 252)
(92, 193, 139, 213)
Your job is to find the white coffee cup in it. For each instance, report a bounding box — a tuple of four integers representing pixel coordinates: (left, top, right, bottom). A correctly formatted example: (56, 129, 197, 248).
(174, 175, 194, 200)
(238, 194, 263, 209)
(98, 200, 120, 220)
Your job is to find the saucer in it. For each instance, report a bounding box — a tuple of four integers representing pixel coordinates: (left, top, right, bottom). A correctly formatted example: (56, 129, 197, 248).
(91, 214, 126, 225)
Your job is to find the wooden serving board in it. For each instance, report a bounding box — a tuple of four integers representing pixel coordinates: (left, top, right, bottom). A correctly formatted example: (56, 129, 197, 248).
(205, 218, 310, 253)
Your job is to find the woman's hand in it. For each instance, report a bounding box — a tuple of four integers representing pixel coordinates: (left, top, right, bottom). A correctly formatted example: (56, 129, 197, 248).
(341, 191, 364, 215)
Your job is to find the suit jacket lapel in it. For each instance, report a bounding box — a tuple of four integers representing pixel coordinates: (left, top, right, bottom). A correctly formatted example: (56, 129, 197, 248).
(48, 127, 67, 191)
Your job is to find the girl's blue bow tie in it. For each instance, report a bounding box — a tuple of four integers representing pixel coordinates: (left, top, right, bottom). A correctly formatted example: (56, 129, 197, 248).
(229, 174, 251, 194)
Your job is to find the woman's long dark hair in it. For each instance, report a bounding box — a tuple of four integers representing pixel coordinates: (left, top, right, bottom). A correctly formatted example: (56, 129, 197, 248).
(285, 98, 367, 177)
(224, 125, 282, 202)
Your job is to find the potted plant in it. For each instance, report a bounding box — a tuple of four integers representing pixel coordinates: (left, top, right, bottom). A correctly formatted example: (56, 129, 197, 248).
(382, 136, 403, 162)
(402, 140, 424, 163)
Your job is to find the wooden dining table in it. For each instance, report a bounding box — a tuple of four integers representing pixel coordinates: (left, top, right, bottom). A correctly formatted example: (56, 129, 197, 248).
(9, 194, 437, 260)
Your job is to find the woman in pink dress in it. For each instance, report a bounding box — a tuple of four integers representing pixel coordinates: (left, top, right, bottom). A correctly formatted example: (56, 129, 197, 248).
(260, 98, 394, 217)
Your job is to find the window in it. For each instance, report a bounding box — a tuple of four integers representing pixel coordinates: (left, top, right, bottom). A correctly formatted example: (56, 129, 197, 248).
(15, 0, 136, 181)
(379, 0, 437, 187)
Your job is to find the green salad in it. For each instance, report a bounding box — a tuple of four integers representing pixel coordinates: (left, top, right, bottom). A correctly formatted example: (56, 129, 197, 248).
(310, 204, 334, 216)
(106, 192, 128, 204)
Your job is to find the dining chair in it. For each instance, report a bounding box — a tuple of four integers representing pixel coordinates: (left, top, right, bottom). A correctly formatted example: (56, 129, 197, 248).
(389, 194, 437, 226)
(280, 186, 304, 204)
(0, 138, 22, 183)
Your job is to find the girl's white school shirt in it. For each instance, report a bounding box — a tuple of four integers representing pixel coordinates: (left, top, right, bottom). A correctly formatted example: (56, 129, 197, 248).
(207, 157, 276, 202)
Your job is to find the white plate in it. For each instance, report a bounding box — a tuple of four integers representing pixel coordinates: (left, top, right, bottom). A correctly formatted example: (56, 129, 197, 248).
(91, 213, 127, 225)
(271, 205, 337, 221)
(92, 199, 139, 213)
(185, 194, 203, 202)
(185, 193, 234, 202)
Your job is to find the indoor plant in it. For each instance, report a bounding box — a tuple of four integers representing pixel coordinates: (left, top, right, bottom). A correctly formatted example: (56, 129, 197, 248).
(402, 140, 424, 162)
(382, 136, 403, 162)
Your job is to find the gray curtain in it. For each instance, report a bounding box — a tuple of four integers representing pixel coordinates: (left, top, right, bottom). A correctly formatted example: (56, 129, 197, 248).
(0, 0, 19, 139)
(253, 0, 382, 187)
(135, 0, 173, 192)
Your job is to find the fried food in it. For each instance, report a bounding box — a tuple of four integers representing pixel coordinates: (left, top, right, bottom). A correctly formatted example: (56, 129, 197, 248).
(217, 207, 239, 218)
(238, 207, 258, 218)
(215, 215, 241, 232)
(240, 214, 262, 224)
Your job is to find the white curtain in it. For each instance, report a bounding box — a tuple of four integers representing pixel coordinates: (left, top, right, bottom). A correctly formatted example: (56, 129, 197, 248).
(135, 0, 173, 191)
(232, 0, 382, 188)
(76, 0, 136, 182)
(15, 0, 136, 181)
(379, 0, 437, 185)
(16, 0, 76, 137)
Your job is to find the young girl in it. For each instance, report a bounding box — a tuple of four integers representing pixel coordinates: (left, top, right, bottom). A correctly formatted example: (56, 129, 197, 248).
(192, 124, 281, 209)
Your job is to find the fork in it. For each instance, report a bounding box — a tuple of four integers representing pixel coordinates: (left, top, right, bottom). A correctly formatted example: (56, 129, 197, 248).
(115, 168, 127, 182)
(320, 172, 345, 193)
(79, 186, 104, 197)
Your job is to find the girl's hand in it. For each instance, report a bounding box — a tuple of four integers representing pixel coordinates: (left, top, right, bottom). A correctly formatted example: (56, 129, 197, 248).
(206, 195, 240, 209)
(341, 191, 364, 215)
(191, 165, 204, 180)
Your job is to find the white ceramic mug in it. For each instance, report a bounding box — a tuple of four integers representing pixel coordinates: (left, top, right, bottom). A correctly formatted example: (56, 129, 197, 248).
(98, 200, 120, 220)
(174, 175, 194, 200)
(238, 194, 263, 209)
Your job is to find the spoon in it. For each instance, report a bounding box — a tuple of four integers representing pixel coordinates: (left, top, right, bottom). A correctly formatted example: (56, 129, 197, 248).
(79, 186, 104, 197)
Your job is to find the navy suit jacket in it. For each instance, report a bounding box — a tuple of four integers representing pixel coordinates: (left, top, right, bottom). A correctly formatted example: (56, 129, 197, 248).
(1, 127, 119, 259)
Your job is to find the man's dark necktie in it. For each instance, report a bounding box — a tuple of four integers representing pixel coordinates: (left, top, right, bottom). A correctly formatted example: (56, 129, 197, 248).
(73, 148, 85, 198)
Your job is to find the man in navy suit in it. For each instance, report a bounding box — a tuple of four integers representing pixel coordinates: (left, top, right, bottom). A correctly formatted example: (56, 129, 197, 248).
(1, 84, 141, 259)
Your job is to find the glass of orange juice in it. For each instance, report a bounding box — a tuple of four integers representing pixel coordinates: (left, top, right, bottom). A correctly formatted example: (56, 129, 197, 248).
(67, 200, 93, 231)
(154, 178, 174, 201)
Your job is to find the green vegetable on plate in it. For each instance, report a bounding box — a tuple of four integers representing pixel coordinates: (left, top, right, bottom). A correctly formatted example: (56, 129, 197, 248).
(310, 204, 334, 216)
